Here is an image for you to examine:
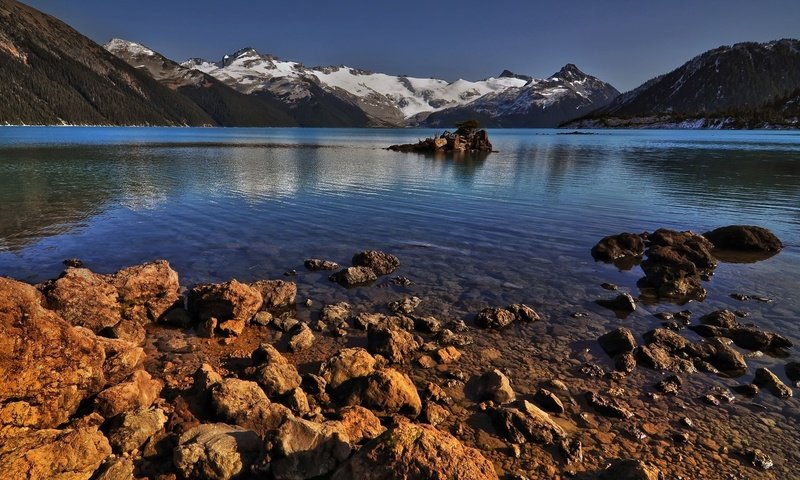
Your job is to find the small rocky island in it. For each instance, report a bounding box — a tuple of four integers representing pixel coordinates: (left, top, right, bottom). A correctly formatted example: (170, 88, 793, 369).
(388, 120, 494, 153)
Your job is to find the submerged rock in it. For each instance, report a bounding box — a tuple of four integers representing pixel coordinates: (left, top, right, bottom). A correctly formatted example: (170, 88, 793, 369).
(476, 307, 516, 329)
(329, 267, 378, 287)
(596, 293, 636, 312)
(331, 421, 499, 480)
(505, 303, 542, 322)
(704, 225, 783, 252)
(304, 259, 340, 271)
(585, 391, 633, 419)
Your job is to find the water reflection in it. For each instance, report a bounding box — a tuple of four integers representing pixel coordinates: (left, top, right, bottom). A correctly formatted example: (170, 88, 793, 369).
(0, 128, 798, 267)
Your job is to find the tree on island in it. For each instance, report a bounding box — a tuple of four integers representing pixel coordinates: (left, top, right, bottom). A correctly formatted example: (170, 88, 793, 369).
(455, 119, 481, 135)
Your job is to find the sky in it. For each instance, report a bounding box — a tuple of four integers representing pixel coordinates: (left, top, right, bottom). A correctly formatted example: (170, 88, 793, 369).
(23, 0, 800, 92)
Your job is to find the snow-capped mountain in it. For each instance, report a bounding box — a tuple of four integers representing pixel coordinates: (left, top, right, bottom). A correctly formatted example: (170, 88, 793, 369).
(104, 39, 296, 126)
(181, 47, 618, 127)
(423, 64, 620, 127)
(182, 47, 533, 125)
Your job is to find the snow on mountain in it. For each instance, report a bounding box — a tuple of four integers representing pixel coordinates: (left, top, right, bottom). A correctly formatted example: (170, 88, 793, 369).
(106, 38, 206, 88)
(422, 64, 620, 127)
(180, 47, 530, 123)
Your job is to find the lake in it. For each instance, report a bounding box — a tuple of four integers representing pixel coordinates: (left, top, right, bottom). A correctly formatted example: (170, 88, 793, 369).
(1, 127, 799, 475)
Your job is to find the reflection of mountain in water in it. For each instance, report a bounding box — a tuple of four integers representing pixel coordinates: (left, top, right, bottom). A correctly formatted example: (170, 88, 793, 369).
(0, 148, 117, 250)
(0, 142, 492, 249)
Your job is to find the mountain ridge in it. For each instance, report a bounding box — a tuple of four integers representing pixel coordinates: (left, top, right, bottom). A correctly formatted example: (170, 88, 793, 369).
(0, 0, 214, 126)
(566, 39, 800, 128)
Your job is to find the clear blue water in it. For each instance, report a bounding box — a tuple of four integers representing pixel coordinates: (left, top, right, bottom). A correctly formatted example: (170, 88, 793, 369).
(0, 127, 798, 341)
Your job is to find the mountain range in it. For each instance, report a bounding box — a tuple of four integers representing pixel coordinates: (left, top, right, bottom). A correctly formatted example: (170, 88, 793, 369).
(1, 0, 798, 129)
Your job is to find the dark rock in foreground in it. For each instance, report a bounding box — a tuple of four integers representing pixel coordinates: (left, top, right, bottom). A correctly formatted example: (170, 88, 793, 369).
(387, 125, 493, 153)
(704, 225, 783, 252)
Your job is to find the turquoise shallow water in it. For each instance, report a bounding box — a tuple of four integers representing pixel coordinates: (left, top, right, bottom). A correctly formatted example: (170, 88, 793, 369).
(0, 127, 798, 343)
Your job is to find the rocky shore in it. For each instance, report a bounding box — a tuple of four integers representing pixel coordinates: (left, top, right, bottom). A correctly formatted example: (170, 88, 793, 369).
(0, 225, 797, 479)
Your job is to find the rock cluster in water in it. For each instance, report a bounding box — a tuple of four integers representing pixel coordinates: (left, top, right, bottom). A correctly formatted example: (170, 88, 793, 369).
(387, 125, 493, 153)
(591, 225, 783, 302)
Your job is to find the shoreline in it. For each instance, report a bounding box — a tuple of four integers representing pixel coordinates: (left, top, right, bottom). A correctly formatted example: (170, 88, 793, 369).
(1, 226, 797, 479)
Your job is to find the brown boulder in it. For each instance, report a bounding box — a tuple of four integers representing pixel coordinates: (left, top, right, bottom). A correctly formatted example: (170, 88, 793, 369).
(319, 348, 378, 390)
(640, 229, 716, 301)
(113, 260, 179, 323)
(492, 400, 566, 444)
(267, 416, 352, 480)
(108, 407, 167, 453)
(476, 369, 516, 404)
(188, 280, 263, 336)
(43, 267, 121, 331)
(704, 225, 783, 252)
(331, 421, 498, 480)
(251, 279, 297, 309)
(366, 325, 419, 363)
(345, 368, 421, 417)
(600, 459, 662, 480)
(599, 327, 637, 356)
(256, 363, 302, 398)
(211, 378, 291, 436)
(334, 406, 386, 443)
(591, 233, 645, 261)
(174, 423, 262, 480)
(94, 370, 162, 418)
(0, 423, 111, 480)
(0, 278, 107, 429)
(351, 250, 400, 276)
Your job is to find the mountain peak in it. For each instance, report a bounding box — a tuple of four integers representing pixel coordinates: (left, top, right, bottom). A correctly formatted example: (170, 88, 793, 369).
(222, 47, 263, 65)
(499, 69, 533, 82)
(552, 63, 586, 79)
(104, 38, 156, 58)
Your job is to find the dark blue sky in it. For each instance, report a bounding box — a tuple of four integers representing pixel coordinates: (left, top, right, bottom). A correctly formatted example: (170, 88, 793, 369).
(24, 0, 800, 92)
